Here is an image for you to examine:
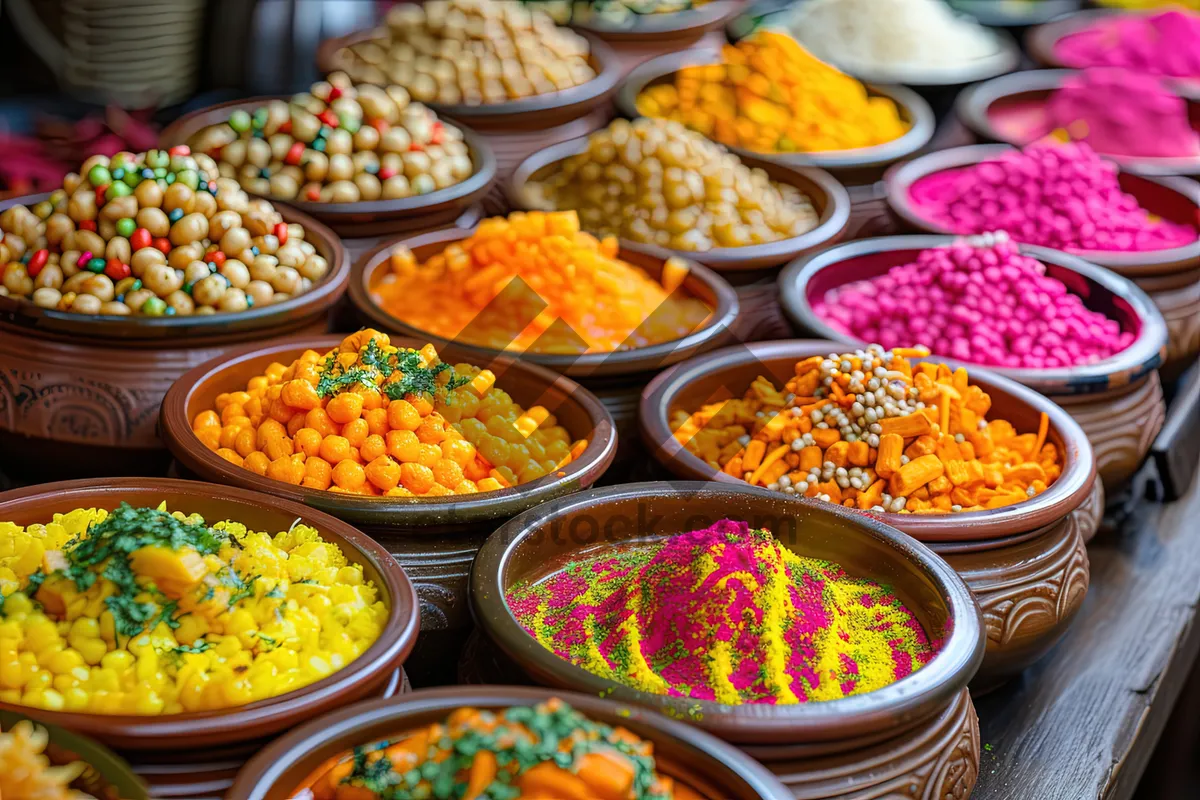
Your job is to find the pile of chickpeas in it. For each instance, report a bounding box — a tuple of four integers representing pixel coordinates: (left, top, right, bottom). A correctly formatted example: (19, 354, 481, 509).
(529, 118, 821, 251)
(188, 73, 475, 204)
(0, 148, 329, 316)
(333, 0, 596, 106)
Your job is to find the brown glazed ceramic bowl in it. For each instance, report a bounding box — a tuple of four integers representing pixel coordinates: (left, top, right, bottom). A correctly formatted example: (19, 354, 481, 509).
(0, 478, 418, 755)
(0, 193, 349, 480)
(885, 143, 1200, 374)
(639, 342, 1096, 686)
(779, 234, 1169, 493)
(469, 481, 985, 798)
(159, 98, 497, 239)
(955, 69, 1200, 176)
(347, 225, 738, 464)
(575, 1, 744, 76)
(616, 49, 937, 185)
(159, 334, 616, 683)
(229, 685, 794, 800)
(509, 134, 850, 341)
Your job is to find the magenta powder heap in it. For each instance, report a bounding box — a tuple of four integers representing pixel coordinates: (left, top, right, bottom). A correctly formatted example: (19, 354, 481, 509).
(909, 140, 1196, 252)
(1054, 10, 1200, 80)
(814, 233, 1136, 369)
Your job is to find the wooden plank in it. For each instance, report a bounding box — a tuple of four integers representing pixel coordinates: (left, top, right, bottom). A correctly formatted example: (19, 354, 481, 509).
(972, 468, 1200, 800)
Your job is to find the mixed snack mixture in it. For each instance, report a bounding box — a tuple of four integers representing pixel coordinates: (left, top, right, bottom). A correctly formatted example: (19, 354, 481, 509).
(331, 0, 596, 106)
(372, 211, 712, 353)
(636, 32, 910, 154)
(530, 0, 711, 26)
(292, 698, 699, 800)
(192, 330, 587, 495)
(509, 519, 934, 704)
(673, 346, 1061, 513)
(0, 503, 385, 714)
(187, 73, 475, 204)
(0, 147, 328, 316)
(815, 234, 1136, 369)
(0, 719, 113, 800)
(528, 118, 820, 251)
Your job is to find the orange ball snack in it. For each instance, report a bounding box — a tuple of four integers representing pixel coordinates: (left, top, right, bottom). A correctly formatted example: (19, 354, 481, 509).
(192, 329, 588, 496)
(673, 345, 1062, 514)
(371, 211, 712, 354)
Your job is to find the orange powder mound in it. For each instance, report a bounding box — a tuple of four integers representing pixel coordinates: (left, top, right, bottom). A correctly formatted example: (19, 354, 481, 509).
(371, 211, 713, 354)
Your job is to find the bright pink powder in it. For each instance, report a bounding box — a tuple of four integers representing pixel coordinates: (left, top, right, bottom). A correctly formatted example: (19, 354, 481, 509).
(908, 141, 1197, 253)
(1044, 68, 1200, 158)
(814, 234, 1136, 369)
(1054, 10, 1200, 79)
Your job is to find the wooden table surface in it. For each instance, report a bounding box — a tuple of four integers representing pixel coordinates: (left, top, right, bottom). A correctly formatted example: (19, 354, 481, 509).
(972, 466, 1200, 800)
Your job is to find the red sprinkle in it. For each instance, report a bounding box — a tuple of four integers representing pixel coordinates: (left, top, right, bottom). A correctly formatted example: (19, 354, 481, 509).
(168, 145, 191, 157)
(79, 220, 97, 232)
(329, 85, 343, 101)
(319, 110, 340, 128)
(94, 185, 109, 206)
(306, 186, 322, 201)
(153, 237, 172, 254)
(379, 167, 398, 180)
(28, 249, 48, 276)
(371, 119, 390, 134)
(210, 250, 227, 267)
(285, 142, 306, 166)
(130, 227, 152, 251)
(409, 142, 424, 152)
(274, 223, 289, 246)
(430, 121, 444, 145)
(279, 119, 293, 135)
(104, 259, 131, 281)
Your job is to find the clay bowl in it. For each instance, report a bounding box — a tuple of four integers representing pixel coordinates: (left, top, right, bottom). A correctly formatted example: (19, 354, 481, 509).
(616, 49, 937, 186)
(0, 478, 418, 755)
(885, 143, 1200, 373)
(159, 334, 616, 684)
(955, 69, 1200, 177)
(230, 685, 794, 800)
(573, 0, 746, 76)
(0, 193, 349, 480)
(469, 481, 986, 798)
(347, 226, 738, 464)
(159, 97, 497, 238)
(779, 234, 1169, 493)
(950, 0, 1082, 27)
(509, 134, 850, 341)
(639, 341, 1096, 687)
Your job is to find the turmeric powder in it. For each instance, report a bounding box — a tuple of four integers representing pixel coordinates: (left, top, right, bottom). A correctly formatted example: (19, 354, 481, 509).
(670, 345, 1062, 514)
(636, 31, 910, 154)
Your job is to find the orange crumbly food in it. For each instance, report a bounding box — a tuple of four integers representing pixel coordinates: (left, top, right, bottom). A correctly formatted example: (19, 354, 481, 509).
(672, 345, 1061, 514)
(191, 329, 588, 496)
(370, 210, 712, 354)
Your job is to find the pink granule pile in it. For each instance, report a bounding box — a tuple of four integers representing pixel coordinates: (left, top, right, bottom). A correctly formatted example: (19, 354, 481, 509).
(814, 233, 1136, 370)
(910, 140, 1196, 252)
(1044, 68, 1200, 158)
(1054, 10, 1200, 79)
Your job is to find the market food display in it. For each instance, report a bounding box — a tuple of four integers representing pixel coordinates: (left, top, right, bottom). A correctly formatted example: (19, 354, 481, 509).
(0, 148, 328, 316)
(527, 118, 820, 251)
(785, 0, 1004, 78)
(635, 32, 910, 154)
(372, 211, 712, 353)
(186, 73, 475, 205)
(1043, 69, 1200, 158)
(293, 698, 700, 799)
(508, 518, 934, 703)
(331, 0, 597, 106)
(814, 234, 1136, 369)
(191, 330, 587, 495)
(673, 346, 1061, 513)
(1052, 9, 1200, 78)
(0, 503, 385, 714)
(906, 142, 1198, 252)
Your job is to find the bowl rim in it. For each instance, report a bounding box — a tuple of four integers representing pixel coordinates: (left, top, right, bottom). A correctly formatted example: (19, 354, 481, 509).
(346, 225, 741, 377)
(0, 192, 350, 342)
(949, 0, 1082, 28)
(0, 477, 419, 747)
(159, 334, 618, 526)
(638, 339, 1097, 542)
(571, 0, 745, 38)
(469, 480, 985, 744)
(614, 48, 938, 172)
(317, 28, 622, 120)
(229, 684, 796, 799)
(507, 134, 852, 273)
(955, 68, 1200, 176)
(777, 233, 1170, 393)
(159, 97, 498, 218)
(884, 142, 1200, 274)
(1024, 6, 1200, 74)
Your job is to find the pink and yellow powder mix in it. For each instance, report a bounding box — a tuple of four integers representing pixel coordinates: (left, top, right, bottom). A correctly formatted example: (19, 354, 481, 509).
(506, 520, 935, 705)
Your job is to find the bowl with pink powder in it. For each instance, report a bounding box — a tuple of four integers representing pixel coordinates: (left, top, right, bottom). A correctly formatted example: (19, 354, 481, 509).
(471, 481, 987, 797)
(1029, 8, 1200, 83)
(955, 68, 1200, 175)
